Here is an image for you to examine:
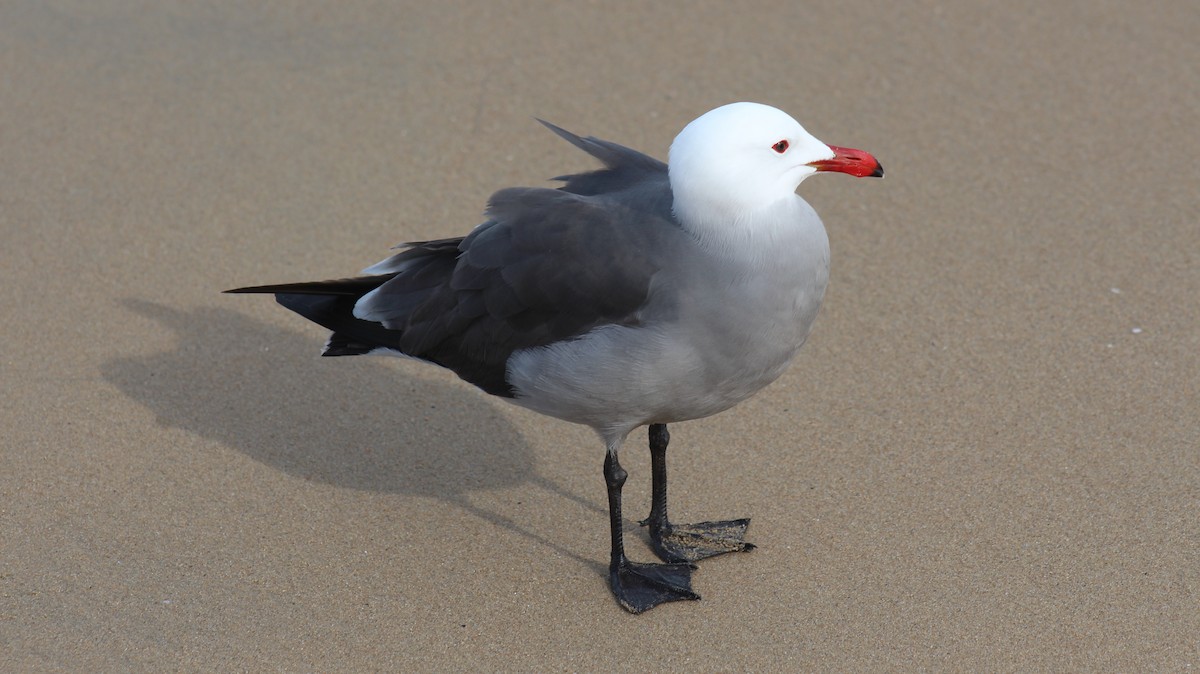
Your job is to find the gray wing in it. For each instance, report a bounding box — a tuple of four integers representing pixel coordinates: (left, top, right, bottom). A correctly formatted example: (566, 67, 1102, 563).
(355, 184, 682, 396)
(228, 120, 681, 398)
(536, 119, 669, 197)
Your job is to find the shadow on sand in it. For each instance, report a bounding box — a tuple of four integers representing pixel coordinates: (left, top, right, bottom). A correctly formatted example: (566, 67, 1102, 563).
(101, 299, 604, 569)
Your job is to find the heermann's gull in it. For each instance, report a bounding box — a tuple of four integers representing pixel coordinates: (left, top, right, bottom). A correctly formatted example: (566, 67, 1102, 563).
(227, 102, 883, 613)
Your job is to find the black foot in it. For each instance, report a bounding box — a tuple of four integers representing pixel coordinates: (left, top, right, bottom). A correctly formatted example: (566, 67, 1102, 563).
(610, 557, 699, 614)
(641, 518, 756, 564)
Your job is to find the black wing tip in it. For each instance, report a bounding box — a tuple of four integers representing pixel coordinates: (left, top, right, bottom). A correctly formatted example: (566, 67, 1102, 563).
(321, 347, 368, 357)
(321, 332, 380, 357)
(224, 285, 278, 294)
(224, 276, 398, 297)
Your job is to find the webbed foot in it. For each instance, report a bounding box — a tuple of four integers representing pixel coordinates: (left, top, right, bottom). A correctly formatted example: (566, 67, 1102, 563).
(610, 556, 699, 613)
(642, 517, 755, 564)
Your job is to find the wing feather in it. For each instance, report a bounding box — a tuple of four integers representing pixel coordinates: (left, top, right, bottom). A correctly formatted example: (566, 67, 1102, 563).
(229, 121, 682, 397)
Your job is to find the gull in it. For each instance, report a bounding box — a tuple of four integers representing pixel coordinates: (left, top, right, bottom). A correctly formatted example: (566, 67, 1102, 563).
(227, 102, 883, 613)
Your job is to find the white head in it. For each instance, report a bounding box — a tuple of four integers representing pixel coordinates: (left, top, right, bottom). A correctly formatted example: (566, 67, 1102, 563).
(668, 102, 882, 234)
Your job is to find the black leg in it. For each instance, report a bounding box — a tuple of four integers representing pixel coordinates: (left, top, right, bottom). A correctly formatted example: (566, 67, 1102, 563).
(604, 447, 698, 613)
(640, 423, 756, 564)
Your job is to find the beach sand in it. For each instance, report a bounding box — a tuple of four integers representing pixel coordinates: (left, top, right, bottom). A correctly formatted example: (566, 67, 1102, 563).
(4, 1, 1197, 669)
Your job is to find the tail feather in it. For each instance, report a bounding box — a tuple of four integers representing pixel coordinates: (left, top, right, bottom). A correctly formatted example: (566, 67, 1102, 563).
(224, 275, 394, 296)
(226, 275, 406, 357)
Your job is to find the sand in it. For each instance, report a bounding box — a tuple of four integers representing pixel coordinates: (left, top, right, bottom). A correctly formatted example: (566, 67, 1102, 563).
(3, 0, 1198, 670)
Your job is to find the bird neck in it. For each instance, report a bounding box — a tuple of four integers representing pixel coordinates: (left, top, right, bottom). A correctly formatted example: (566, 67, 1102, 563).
(673, 193, 820, 259)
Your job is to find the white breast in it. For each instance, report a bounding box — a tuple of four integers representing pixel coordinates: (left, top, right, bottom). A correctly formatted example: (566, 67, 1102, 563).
(506, 196, 830, 445)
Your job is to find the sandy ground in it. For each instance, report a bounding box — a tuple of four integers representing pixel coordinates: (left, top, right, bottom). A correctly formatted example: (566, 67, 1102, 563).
(3, 1, 1198, 670)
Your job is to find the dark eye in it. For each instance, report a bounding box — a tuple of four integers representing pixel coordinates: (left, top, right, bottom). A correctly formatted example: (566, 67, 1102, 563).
(772, 139, 789, 154)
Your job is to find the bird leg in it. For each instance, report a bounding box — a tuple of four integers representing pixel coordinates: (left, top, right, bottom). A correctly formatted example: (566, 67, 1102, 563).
(639, 423, 756, 564)
(604, 447, 698, 613)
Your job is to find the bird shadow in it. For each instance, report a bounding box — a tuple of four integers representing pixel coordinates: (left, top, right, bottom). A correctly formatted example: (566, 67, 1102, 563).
(101, 298, 604, 570)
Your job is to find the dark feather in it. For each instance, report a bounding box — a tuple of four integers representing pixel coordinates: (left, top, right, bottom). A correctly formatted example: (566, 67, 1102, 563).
(224, 275, 395, 296)
(226, 121, 685, 398)
(536, 119, 669, 197)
